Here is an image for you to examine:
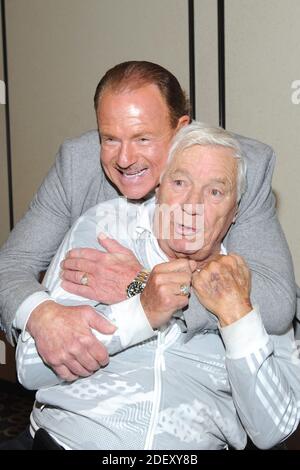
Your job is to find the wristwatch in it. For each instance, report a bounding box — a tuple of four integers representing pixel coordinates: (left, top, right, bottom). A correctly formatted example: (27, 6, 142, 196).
(126, 269, 150, 298)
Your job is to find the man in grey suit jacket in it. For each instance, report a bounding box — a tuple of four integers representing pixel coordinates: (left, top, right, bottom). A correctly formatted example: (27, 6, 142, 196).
(0, 61, 296, 382)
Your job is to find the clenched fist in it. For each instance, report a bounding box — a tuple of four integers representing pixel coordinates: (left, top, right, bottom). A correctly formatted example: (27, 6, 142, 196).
(192, 254, 253, 327)
(141, 259, 197, 329)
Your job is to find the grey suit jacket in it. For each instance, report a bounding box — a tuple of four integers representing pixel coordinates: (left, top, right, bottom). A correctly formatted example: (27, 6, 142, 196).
(0, 130, 296, 343)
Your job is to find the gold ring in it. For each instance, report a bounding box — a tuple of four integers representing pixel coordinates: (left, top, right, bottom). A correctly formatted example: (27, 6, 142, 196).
(80, 273, 89, 286)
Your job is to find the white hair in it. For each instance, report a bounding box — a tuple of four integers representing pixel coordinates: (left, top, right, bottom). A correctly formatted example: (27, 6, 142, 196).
(163, 121, 247, 202)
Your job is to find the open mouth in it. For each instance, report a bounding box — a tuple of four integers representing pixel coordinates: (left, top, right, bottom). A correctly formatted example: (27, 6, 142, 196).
(174, 223, 200, 237)
(117, 168, 148, 179)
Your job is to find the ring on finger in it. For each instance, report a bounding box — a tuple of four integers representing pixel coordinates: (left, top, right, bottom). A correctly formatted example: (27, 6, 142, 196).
(179, 284, 190, 296)
(80, 273, 89, 286)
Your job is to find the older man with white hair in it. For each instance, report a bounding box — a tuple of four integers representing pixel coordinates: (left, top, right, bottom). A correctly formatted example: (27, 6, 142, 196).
(12, 122, 300, 450)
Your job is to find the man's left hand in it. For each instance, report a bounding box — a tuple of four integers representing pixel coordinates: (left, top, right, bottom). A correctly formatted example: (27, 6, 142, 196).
(60, 237, 142, 304)
(192, 253, 253, 327)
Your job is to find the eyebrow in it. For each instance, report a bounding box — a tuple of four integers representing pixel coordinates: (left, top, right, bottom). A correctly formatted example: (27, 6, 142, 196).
(169, 169, 191, 178)
(170, 171, 227, 183)
(100, 129, 152, 138)
(209, 178, 227, 186)
(132, 131, 152, 138)
(173, 172, 234, 191)
(208, 178, 236, 194)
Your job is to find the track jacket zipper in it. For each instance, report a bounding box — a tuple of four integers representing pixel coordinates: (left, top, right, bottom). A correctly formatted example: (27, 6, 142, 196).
(144, 324, 181, 449)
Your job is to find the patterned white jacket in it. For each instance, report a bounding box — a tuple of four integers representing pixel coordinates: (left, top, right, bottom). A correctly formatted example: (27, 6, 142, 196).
(16, 198, 300, 450)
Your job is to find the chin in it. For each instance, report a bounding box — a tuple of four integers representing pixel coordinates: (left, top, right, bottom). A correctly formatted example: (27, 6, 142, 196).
(121, 186, 151, 200)
(170, 240, 203, 256)
(121, 181, 157, 200)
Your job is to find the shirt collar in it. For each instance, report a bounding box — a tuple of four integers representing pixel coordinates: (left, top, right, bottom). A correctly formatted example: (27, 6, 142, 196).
(135, 196, 156, 236)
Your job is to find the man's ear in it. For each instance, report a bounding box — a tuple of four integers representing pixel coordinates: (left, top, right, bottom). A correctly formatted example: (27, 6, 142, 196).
(176, 115, 190, 131)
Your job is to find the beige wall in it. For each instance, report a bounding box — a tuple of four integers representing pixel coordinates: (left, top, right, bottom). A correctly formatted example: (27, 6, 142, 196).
(0, 6, 10, 246)
(195, 0, 219, 126)
(225, 0, 300, 282)
(5, 0, 189, 222)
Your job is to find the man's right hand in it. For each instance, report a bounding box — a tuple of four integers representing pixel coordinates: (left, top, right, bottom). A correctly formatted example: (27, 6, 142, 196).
(26, 300, 116, 381)
(141, 259, 197, 329)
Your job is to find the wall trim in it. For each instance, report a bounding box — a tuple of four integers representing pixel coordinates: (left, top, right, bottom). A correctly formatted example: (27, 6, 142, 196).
(1, 0, 14, 229)
(218, 0, 226, 128)
(188, 0, 196, 119)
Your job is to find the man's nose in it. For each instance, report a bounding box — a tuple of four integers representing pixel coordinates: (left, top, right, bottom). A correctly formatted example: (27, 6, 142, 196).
(183, 191, 203, 215)
(116, 142, 136, 168)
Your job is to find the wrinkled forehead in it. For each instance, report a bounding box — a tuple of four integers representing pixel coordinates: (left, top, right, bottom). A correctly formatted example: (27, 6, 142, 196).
(164, 144, 238, 180)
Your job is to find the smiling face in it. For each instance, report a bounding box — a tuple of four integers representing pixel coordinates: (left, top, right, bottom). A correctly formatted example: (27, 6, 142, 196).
(154, 144, 238, 262)
(97, 84, 189, 199)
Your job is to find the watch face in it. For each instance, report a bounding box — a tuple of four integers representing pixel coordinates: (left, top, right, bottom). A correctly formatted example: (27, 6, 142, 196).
(126, 281, 146, 298)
